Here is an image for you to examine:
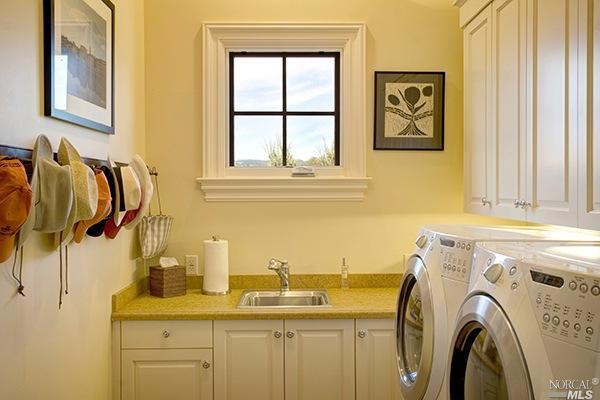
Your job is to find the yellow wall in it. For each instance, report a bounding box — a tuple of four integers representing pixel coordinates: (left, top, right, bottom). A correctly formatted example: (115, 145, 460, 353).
(144, 0, 514, 275)
(0, 1, 145, 399)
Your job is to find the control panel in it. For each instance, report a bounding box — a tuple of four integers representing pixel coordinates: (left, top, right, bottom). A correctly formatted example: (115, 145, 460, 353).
(437, 235, 474, 283)
(525, 263, 600, 352)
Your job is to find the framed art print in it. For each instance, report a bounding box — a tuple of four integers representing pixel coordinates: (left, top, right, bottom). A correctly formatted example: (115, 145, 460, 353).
(374, 71, 445, 150)
(44, 0, 115, 134)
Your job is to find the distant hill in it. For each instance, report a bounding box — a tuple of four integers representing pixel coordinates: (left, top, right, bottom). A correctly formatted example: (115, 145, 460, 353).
(234, 159, 270, 167)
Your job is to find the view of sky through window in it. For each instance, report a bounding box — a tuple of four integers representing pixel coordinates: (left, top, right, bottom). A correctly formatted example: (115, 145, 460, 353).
(232, 54, 337, 167)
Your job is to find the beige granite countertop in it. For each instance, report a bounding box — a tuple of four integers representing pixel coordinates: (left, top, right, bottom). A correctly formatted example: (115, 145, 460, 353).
(112, 287, 399, 321)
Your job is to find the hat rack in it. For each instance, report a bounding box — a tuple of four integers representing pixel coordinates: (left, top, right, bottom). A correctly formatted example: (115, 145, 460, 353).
(0, 143, 127, 178)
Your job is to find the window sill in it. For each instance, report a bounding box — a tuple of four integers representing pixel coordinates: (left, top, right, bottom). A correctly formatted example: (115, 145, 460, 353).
(196, 176, 371, 202)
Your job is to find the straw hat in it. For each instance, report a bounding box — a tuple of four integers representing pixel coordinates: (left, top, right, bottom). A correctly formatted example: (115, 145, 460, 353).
(56, 138, 98, 244)
(25, 135, 73, 234)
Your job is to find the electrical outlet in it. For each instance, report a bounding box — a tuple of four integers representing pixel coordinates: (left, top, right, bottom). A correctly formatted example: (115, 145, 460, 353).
(184, 255, 199, 275)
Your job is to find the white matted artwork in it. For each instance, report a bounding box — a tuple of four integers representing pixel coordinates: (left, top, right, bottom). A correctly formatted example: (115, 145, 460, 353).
(44, 0, 115, 134)
(374, 72, 445, 150)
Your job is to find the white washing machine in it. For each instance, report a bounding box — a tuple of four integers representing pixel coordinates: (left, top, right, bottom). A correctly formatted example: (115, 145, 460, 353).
(395, 225, 600, 400)
(447, 242, 600, 399)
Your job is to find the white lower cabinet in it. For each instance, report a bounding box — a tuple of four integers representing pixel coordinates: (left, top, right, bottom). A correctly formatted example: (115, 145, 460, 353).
(121, 348, 213, 400)
(355, 319, 402, 400)
(284, 319, 355, 400)
(213, 320, 284, 400)
(116, 318, 400, 400)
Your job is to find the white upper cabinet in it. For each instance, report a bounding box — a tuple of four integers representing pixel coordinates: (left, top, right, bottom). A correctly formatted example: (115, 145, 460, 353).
(464, 5, 493, 215)
(489, 0, 528, 220)
(579, 0, 600, 230)
(525, 0, 579, 226)
(459, 0, 598, 230)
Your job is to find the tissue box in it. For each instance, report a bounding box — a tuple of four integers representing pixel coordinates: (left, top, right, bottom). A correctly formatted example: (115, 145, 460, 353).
(149, 265, 187, 298)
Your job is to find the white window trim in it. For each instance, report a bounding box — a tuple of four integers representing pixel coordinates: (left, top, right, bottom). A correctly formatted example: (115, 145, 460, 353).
(197, 23, 370, 202)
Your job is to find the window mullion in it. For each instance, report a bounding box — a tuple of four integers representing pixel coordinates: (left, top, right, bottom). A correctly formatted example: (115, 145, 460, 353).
(282, 55, 287, 167)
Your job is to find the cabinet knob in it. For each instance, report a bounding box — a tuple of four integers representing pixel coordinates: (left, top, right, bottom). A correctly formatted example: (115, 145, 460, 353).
(202, 361, 211, 369)
(286, 331, 295, 339)
(514, 199, 521, 208)
(482, 197, 491, 206)
(162, 330, 170, 338)
(357, 330, 367, 338)
(274, 330, 282, 339)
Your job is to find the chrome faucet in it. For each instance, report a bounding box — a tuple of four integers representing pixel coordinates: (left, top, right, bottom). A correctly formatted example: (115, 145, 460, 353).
(268, 258, 290, 292)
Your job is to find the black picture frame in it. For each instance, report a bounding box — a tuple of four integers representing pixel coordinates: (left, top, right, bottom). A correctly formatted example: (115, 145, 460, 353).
(374, 71, 445, 150)
(44, 0, 115, 134)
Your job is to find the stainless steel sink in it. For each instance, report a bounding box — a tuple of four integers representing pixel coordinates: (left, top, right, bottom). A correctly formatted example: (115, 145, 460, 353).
(237, 289, 331, 308)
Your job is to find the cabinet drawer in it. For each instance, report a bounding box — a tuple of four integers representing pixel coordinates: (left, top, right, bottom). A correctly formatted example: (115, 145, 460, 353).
(122, 321, 213, 349)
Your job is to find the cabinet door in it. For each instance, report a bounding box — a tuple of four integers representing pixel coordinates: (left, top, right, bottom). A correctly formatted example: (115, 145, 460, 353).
(526, 0, 579, 226)
(285, 319, 355, 400)
(489, 0, 528, 220)
(214, 320, 284, 400)
(579, 0, 600, 229)
(355, 319, 402, 400)
(122, 349, 213, 400)
(464, 5, 494, 215)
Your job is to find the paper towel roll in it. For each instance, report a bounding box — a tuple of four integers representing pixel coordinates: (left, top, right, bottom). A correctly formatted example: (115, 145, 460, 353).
(202, 239, 230, 295)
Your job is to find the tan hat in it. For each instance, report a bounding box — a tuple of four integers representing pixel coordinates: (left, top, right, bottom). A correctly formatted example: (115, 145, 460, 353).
(56, 138, 98, 244)
(126, 155, 154, 230)
(30, 135, 73, 233)
(0, 157, 32, 263)
(73, 169, 112, 243)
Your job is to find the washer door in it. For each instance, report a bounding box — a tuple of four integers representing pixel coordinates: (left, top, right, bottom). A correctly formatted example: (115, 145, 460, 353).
(396, 255, 434, 399)
(448, 295, 533, 399)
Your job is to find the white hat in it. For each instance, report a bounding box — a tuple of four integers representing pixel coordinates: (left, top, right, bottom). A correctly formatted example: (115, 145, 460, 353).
(111, 162, 141, 225)
(126, 155, 154, 230)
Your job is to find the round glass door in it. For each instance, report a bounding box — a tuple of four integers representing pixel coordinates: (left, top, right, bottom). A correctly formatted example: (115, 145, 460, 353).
(395, 256, 434, 399)
(402, 277, 424, 383)
(449, 295, 532, 399)
(462, 326, 508, 399)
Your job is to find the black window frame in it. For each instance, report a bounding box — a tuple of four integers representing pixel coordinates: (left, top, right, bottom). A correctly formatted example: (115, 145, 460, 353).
(229, 51, 341, 167)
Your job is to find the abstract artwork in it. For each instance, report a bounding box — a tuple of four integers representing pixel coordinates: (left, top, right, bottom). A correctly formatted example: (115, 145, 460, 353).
(374, 72, 445, 150)
(44, 0, 115, 134)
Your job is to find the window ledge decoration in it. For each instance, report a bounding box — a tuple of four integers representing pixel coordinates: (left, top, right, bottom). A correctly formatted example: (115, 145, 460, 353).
(196, 176, 371, 202)
(199, 23, 368, 202)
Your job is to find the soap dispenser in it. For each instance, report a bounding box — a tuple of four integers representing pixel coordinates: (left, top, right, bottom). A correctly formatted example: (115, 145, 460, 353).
(341, 258, 349, 290)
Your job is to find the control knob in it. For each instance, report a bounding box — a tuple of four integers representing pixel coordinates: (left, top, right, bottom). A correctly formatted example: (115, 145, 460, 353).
(483, 263, 504, 284)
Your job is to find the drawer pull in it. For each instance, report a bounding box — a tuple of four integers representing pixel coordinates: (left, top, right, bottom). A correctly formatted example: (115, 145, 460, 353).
(162, 330, 170, 338)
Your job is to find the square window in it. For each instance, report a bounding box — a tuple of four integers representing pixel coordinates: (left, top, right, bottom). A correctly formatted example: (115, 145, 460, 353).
(229, 52, 340, 167)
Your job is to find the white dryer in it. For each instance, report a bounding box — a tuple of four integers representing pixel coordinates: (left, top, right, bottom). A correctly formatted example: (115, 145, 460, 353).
(395, 225, 600, 400)
(447, 242, 600, 399)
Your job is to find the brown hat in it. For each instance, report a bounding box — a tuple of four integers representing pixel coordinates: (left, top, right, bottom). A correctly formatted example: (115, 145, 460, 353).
(73, 168, 112, 244)
(0, 157, 32, 263)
